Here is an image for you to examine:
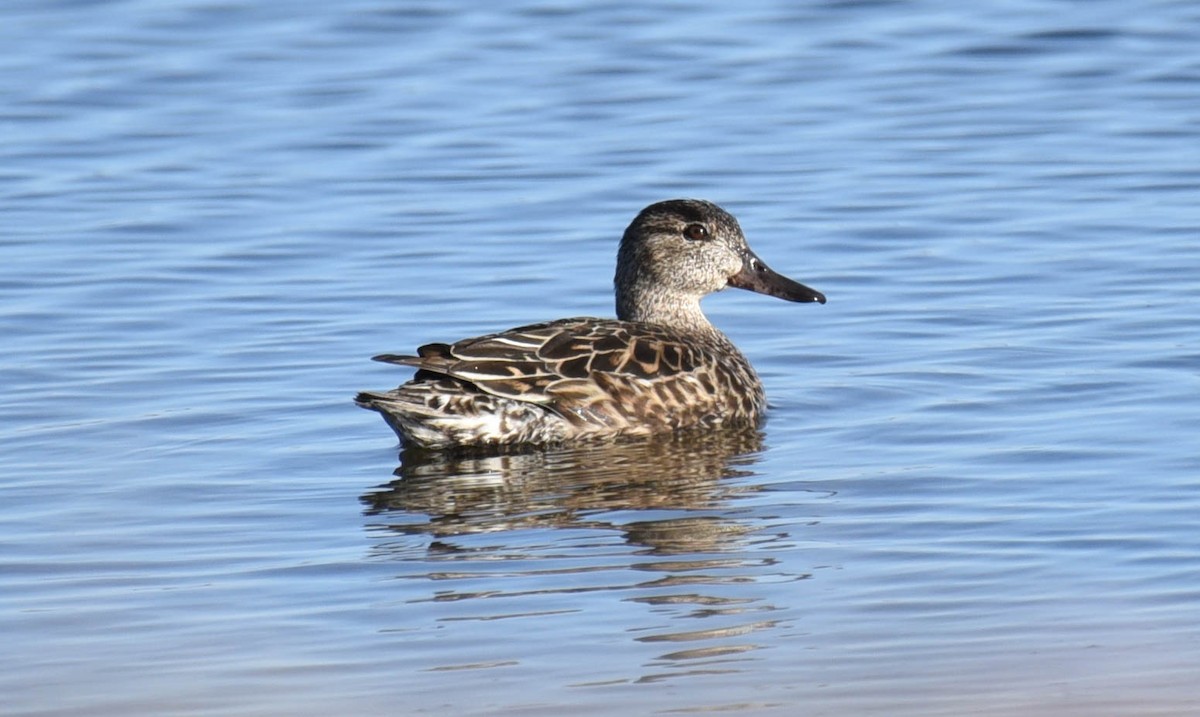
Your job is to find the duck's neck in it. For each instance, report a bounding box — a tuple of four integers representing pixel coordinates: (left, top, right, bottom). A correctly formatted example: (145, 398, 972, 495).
(616, 285, 726, 339)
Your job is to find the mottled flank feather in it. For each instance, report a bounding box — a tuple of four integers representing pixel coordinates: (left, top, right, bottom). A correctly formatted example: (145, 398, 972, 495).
(356, 199, 825, 449)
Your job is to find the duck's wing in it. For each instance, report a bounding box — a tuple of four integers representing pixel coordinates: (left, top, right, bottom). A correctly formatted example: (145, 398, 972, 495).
(373, 318, 712, 429)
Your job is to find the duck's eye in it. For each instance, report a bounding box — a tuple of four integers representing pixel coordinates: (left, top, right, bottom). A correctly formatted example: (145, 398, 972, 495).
(683, 223, 710, 241)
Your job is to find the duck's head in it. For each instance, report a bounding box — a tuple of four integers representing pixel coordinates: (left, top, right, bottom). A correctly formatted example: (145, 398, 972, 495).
(615, 199, 825, 325)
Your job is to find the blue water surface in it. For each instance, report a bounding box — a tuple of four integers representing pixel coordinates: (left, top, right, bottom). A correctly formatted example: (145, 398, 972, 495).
(3, 1, 1199, 715)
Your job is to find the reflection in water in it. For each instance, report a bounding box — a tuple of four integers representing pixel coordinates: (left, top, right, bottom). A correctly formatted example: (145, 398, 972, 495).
(363, 428, 767, 546)
(362, 428, 822, 683)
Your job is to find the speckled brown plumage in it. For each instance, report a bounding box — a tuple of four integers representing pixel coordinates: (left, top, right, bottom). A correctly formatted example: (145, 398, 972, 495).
(356, 199, 825, 449)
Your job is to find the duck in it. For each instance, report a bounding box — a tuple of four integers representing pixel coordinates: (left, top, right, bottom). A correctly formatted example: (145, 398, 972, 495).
(356, 199, 825, 450)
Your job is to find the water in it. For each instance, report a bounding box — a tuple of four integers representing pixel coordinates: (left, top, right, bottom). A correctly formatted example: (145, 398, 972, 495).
(4, 1, 1200, 714)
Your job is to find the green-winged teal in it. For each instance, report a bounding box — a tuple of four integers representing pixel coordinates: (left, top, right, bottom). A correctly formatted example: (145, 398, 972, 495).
(356, 199, 825, 449)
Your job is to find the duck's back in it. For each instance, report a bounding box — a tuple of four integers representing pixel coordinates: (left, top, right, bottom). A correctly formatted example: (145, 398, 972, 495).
(355, 317, 766, 449)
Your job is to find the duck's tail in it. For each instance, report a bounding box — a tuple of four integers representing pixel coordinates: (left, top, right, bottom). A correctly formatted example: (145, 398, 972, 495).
(356, 380, 567, 450)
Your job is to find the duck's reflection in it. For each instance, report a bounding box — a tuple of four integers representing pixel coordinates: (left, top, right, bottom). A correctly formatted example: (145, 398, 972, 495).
(363, 427, 766, 551)
(362, 427, 819, 682)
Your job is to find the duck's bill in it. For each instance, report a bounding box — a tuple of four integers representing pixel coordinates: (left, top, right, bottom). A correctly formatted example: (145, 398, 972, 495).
(728, 249, 826, 304)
